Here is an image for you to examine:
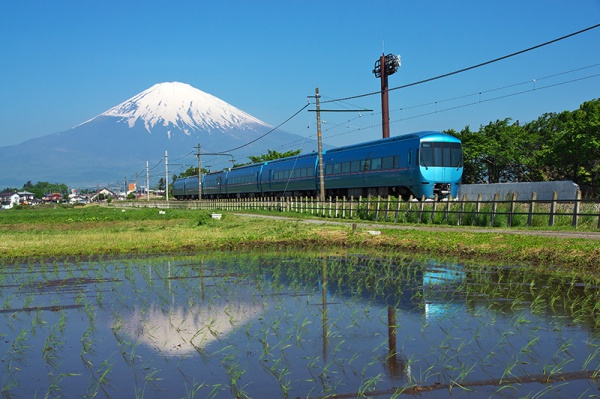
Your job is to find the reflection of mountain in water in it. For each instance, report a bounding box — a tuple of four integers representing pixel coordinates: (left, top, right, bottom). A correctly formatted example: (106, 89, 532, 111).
(121, 301, 265, 355)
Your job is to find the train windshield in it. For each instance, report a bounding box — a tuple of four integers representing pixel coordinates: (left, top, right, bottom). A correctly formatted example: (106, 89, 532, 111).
(420, 142, 462, 168)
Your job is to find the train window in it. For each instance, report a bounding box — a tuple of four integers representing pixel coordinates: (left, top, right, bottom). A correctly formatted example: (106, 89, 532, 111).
(408, 151, 412, 166)
(420, 142, 463, 167)
(300, 168, 307, 178)
(371, 158, 382, 170)
(450, 143, 463, 167)
(342, 162, 350, 173)
(333, 163, 341, 174)
(394, 156, 400, 168)
(325, 164, 333, 175)
(364, 160, 370, 171)
(382, 156, 394, 169)
(351, 160, 361, 172)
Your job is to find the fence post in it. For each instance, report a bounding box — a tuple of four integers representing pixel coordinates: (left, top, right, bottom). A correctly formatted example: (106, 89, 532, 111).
(508, 192, 517, 227)
(527, 192, 537, 227)
(350, 196, 355, 219)
(490, 193, 499, 227)
(366, 195, 371, 220)
(430, 195, 438, 223)
(375, 195, 381, 221)
(418, 196, 425, 223)
(395, 196, 402, 223)
(458, 194, 466, 226)
(385, 195, 391, 221)
(443, 195, 451, 223)
(572, 190, 581, 228)
(549, 191, 558, 227)
(474, 194, 482, 225)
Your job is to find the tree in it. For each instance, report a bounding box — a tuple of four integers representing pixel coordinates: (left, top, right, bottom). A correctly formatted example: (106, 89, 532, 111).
(237, 149, 302, 166)
(446, 127, 486, 184)
(530, 99, 600, 197)
(156, 178, 166, 191)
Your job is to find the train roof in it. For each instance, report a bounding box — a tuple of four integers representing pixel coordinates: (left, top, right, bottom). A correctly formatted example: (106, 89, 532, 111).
(323, 131, 457, 155)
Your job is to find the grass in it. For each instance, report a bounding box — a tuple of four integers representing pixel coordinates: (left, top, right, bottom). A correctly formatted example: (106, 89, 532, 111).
(1, 204, 599, 279)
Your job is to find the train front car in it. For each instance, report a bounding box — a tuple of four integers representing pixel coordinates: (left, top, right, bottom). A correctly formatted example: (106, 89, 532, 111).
(413, 132, 463, 199)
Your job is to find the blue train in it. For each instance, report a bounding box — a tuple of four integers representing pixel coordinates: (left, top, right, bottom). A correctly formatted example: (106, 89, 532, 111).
(172, 131, 463, 200)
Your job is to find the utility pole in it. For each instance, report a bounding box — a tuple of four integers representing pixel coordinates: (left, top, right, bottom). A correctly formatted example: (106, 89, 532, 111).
(373, 53, 400, 139)
(315, 88, 325, 201)
(146, 161, 150, 201)
(165, 150, 169, 201)
(308, 89, 371, 201)
(196, 144, 202, 201)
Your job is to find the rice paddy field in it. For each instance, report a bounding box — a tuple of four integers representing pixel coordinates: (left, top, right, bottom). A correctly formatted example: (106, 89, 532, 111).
(1, 252, 600, 398)
(1, 205, 600, 398)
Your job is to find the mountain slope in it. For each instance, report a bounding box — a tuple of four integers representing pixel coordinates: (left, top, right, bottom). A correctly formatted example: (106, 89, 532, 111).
(0, 82, 318, 188)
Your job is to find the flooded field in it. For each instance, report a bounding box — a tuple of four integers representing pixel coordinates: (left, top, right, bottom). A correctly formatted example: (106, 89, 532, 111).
(1, 252, 599, 398)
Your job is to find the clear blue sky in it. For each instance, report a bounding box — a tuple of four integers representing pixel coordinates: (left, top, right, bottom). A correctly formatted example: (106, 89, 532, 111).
(1, 0, 599, 152)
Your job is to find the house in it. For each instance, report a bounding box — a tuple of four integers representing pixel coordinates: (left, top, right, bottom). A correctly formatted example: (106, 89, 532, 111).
(69, 193, 89, 205)
(0, 192, 21, 209)
(91, 188, 116, 202)
(42, 193, 64, 203)
(17, 191, 36, 204)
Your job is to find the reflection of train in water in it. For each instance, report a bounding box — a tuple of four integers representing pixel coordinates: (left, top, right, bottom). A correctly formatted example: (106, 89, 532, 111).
(173, 131, 463, 200)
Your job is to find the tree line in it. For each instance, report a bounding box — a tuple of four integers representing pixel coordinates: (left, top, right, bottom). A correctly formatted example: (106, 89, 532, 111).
(446, 98, 599, 198)
(1, 181, 69, 199)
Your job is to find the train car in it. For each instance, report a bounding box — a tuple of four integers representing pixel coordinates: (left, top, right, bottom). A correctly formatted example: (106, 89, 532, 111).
(174, 131, 462, 200)
(203, 170, 226, 198)
(259, 153, 319, 197)
(223, 163, 263, 197)
(172, 176, 200, 200)
(322, 131, 462, 199)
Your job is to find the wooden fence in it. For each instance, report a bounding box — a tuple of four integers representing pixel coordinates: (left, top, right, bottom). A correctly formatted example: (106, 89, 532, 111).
(122, 191, 600, 230)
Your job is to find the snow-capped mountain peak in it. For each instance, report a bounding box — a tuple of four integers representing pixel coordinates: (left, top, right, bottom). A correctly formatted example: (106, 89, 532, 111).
(91, 82, 271, 135)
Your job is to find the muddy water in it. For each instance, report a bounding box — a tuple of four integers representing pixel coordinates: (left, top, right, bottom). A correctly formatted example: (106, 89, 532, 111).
(1, 254, 598, 398)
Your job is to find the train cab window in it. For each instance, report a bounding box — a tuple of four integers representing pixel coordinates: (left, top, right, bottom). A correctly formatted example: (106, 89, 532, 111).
(370, 158, 382, 170)
(351, 160, 361, 172)
(382, 156, 394, 169)
(420, 142, 463, 167)
(341, 162, 350, 173)
(408, 151, 412, 166)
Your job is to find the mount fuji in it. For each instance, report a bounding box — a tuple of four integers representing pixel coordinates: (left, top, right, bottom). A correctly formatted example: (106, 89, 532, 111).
(0, 82, 319, 188)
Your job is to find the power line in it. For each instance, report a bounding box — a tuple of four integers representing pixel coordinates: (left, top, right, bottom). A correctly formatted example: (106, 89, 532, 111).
(322, 72, 600, 141)
(322, 23, 600, 104)
(222, 103, 310, 153)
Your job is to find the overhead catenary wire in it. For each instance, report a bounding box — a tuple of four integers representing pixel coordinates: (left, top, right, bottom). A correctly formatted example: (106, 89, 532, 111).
(321, 23, 600, 104)
(221, 103, 310, 153)
(128, 24, 600, 185)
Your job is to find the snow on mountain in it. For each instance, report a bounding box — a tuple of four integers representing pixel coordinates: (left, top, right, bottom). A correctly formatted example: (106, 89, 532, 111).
(0, 82, 319, 187)
(82, 82, 271, 137)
